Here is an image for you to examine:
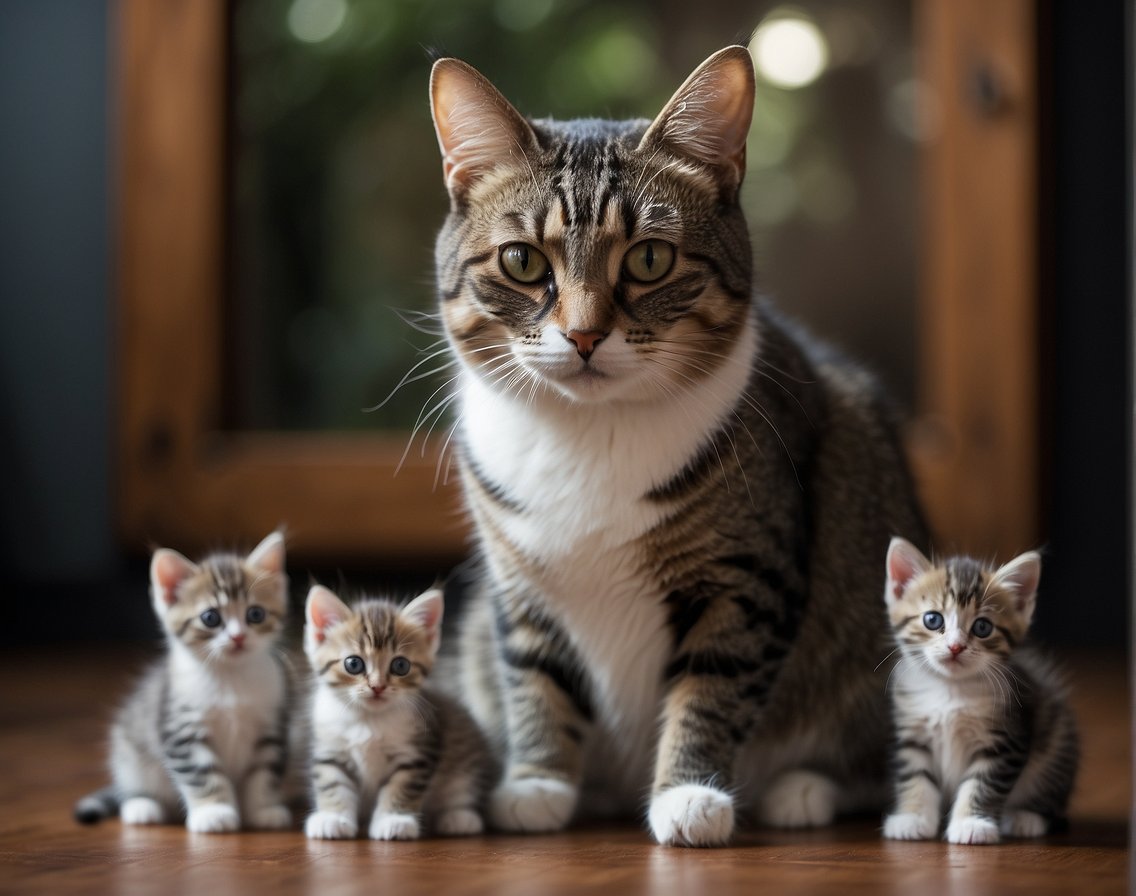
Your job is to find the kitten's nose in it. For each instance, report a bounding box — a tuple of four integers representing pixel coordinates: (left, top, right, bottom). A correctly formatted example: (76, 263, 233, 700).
(564, 329, 607, 361)
(370, 685, 386, 698)
(948, 642, 966, 656)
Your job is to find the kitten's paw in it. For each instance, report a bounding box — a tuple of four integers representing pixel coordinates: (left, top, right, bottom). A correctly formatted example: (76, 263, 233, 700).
(304, 810, 358, 840)
(435, 808, 484, 836)
(648, 784, 735, 847)
(247, 804, 292, 831)
(946, 815, 1001, 845)
(186, 803, 240, 834)
(1000, 810, 1048, 838)
(759, 770, 837, 829)
(369, 812, 420, 841)
(883, 812, 938, 840)
(120, 797, 164, 826)
(488, 777, 577, 833)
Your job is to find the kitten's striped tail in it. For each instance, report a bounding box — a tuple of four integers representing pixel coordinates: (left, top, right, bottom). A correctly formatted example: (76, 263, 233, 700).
(74, 786, 118, 825)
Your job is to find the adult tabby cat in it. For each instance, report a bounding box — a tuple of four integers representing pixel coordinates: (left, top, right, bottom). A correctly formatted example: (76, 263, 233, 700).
(428, 46, 928, 846)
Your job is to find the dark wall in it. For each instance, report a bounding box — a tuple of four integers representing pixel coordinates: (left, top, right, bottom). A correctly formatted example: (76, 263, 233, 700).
(1035, 1, 1131, 648)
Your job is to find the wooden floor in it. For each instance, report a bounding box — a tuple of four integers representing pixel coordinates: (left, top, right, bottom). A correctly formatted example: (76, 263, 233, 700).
(0, 647, 1129, 895)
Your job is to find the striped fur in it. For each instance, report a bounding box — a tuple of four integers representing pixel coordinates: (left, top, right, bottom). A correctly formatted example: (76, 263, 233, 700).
(429, 47, 928, 846)
(303, 587, 495, 840)
(74, 533, 299, 832)
(882, 539, 1079, 844)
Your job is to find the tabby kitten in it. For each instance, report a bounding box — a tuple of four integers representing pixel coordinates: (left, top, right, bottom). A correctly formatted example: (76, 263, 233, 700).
(303, 585, 494, 840)
(882, 538, 1078, 844)
(428, 46, 927, 846)
(74, 533, 296, 833)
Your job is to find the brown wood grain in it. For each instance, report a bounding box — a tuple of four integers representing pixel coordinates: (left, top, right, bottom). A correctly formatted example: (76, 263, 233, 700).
(0, 648, 1126, 895)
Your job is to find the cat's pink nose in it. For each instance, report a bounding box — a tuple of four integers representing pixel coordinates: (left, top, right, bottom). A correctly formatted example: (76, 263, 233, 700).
(230, 633, 245, 647)
(564, 329, 607, 361)
(948, 642, 966, 656)
(370, 685, 386, 698)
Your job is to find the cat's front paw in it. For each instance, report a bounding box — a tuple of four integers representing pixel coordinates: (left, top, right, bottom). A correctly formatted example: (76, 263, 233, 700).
(247, 804, 292, 831)
(1000, 810, 1048, 839)
(369, 812, 420, 841)
(186, 803, 240, 834)
(760, 770, 837, 829)
(304, 810, 358, 840)
(488, 777, 577, 833)
(883, 811, 938, 840)
(435, 807, 484, 836)
(946, 815, 1001, 845)
(120, 796, 165, 826)
(648, 784, 734, 847)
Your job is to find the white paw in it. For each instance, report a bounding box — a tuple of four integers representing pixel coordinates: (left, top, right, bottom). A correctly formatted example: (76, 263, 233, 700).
(946, 815, 1001, 845)
(1000, 810, 1047, 838)
(369, 812, 420, 841)
(488, 777, 577, 832)
(883, 812, 938, 840)
(648, 784, 734, 847)
(760, 770, 837, 829)
(120, 797, 164, 825)
(247, 804, 292, 830)
(186, 803, 240, 834)
(304, 810, 358, 840)
(435, 808, 484, 836)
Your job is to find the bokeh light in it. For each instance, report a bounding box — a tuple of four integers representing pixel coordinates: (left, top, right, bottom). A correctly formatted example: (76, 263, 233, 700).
(750, 13, 829, 89)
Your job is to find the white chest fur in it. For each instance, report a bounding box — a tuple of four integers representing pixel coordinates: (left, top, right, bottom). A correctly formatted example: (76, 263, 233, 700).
(312, 691, 419, 800)
(169, 647, 284, 777)
(459, 318, 757, 795)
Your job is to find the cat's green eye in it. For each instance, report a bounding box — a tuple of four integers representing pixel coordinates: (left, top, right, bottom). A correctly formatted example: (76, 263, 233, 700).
(622, 240, 674, 283)
(499, 243, 550, 284)
(390, 656, 412, 677)
(971, 618, 994, 638)
(344, 655, 365, 675)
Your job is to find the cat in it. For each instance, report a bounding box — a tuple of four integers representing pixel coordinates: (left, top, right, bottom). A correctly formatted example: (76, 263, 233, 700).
(881, 538, 1078, 844)
(426, 45, 928, 846)
(74, 532, 298, 833)
(302, 584, 495, 840)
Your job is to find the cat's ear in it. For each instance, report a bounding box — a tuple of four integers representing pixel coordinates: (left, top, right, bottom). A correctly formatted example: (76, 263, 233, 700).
(638, 45, 755, 193)
(430, 58, 539, 202)
(305, 585, 351, 646)
(993, 551, 1042, 619)
(246, 530, 286, 576)
(401, 587, 444, 654)
(885, 537, 931, 603)
(150, 549, 198, 608)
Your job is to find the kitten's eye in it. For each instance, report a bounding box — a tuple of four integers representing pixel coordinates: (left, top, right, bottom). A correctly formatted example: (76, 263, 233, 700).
(499, 243, 550, 284)
(343, 655, 366, 676)
(200, 608, 222, 628)
(922, 611, 944, 631)
(971, 618, 994, 638)
(622, 240, 674, 283)
(389, 656, 412, 677)
(246, 606, 266, 625)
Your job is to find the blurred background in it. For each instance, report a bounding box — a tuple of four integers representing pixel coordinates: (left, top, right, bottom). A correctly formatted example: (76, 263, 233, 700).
(0, 0, 1128, 650)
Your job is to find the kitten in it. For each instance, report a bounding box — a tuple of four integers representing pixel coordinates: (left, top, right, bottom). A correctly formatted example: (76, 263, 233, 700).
(882, 538, 1078, 844)
(428, 46, 928, 846)
(74, 532, 297, 833)
(303, 585, 494, 840)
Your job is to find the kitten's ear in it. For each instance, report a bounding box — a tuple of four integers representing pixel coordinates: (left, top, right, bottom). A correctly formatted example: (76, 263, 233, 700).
(246, 530, 286, 576)
(150, 549, 198, 608)
(638, 45, 755, 194)
(885, 537, 931, 603)
(993, 551, 1042, 618)
(305, 585, 351, 646)
(430, 58, 539, 202)
(401, 588, 444, 654)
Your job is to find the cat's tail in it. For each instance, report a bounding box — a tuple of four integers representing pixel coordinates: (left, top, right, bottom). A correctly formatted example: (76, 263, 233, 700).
(74, 786, 118, 824)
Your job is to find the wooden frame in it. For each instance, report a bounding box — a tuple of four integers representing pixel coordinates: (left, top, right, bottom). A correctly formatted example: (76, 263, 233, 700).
(115, 0, 1040, 563)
